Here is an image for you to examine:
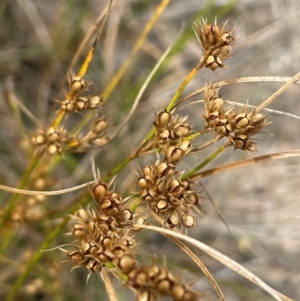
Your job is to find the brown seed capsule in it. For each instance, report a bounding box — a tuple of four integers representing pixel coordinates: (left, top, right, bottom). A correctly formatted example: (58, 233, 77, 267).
(75, 209, 90, 222)
(101, 236, 113, 248)
(179, 140, 192, 153)
(142, 188, 157, 201)
(166, 146, 184, 163)
(47, 127, 59, 142)
(116, 253, 137, 273)
(137, 175, 151, 189)
(48, 143, 59, 154)
(156, 199, 169, 213)
(32, 134, 45, 145)
(88, 96, 102, 108)
(206, 55, 224, 71)
(61, 100, 75, 112)
(186, 193, 200, 206)
(182, 214, 195, 227)
(99, 249, 115, 263)
(92, 119, 107, 133)
(217, 119, 232, 135)
(118, 209, 133, 222)
(68, 251, 84, 263)
(87, 260, 100, 273)
(157, 280, 172, 294)
(91, 137, 109, 147)
(216, 45, 231, 59)
(71, 76, 86, 93)
(159, 129, 175, 141)
(157, 162, 175, 178)
(167, 210, 180, 228)
(75, 97, 89, 111)
(83, 242, 98, 254)
(72, 223, 86, 237)
(169, 180, 185, 196)
(208, 97, 224, 112)
(155, 109, 171, 127)
(220, 32, 234, 45)
(204, 24, 220, 46)
(93, 182, 108, 200)
(174, 123, 190, 137)
(235, 113, 250, 128)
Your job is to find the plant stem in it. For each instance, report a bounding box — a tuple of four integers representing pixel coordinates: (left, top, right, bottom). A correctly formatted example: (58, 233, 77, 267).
(182, 144, 228, 181)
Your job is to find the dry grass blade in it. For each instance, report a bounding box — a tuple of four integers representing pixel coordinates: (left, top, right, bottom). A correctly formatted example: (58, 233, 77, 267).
(168, 236, 226, 301)
(190, 149, 300, 180)
(109, 40, 174, 141)
(256, 71, 300, 112)
(69, 0, 115, 72)
(177, 76, 300, 106)
(101, 270, 119, 301)
(134, 224, 294, 301)
(0, 180, 97, 196)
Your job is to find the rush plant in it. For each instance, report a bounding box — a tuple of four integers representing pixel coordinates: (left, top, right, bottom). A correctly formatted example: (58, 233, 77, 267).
(0, 1, 299, 301)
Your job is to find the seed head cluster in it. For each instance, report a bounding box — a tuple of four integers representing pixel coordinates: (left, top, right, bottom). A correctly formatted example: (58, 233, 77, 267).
(194, 19, 236, 71)
(138, 161, 201, 229)
(203, 84, 269, 151)
(31, 72, 108, 154)
(61, 180, 200, 300)
(154, 109, 191, 152)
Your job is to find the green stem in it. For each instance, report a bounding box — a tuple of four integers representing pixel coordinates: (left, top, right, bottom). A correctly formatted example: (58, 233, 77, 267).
(182, 144, 227, 181)
(0, 155, 41, 231)
(104, 157, 131, 182)
(5, 215, 69, 301)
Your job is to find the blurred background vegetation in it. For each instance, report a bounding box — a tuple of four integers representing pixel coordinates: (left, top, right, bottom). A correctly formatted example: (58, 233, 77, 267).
(0, 0, 299, 300)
